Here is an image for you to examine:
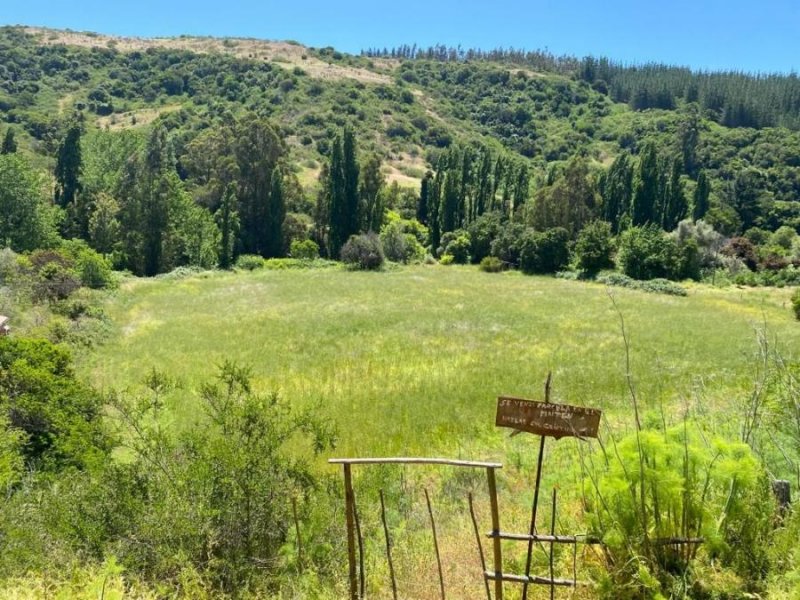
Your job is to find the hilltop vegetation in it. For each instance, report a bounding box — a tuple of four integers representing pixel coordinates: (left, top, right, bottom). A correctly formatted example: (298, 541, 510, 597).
(3, 24, 800, 598)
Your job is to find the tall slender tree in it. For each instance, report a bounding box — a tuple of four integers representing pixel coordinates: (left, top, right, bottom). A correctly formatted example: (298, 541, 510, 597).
(632, 143, 659, 226)
(417, 171, 433, 226)
(264, 169, 285, 258)
(359, 155, 385, 232)
(328, 127, 361, 256)
(693, 170, 711, 222)
(55, 124, 83, 209)
(662, 157, 687, 230)
(1, 128, 17, 154)
(601, 153, 633, 232)
(216, 184, 239, 268)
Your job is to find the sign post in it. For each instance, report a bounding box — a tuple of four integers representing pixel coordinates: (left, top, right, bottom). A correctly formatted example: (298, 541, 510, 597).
(495, 374, 601, 600)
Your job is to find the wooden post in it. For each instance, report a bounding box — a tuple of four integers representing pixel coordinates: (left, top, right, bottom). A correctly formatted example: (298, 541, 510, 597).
(522, 372, 551, 600)
(343, 464, 358, 600)
(380, 490, 398, 600)
(354, 497, 365, 599)
(549, 488, 557, 600)
(487, 466, 503, 600)
(425, 489, 446, 600)
(468, 493, 492, 600)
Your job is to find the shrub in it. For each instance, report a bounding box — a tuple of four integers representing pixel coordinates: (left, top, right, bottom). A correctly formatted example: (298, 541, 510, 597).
(721, 237, 758, 271)
(467, 212, 503, 263)
(792, 289, 800, 320)
(443, 233, 471, 264)
(479, 256, 504, 273)
(574, 220, 614, 273)
(519, 227, 570, 274)
(235, 254, 266, 271)
(597, 272, 688, 296)
(490, 222, 528, 266)
(582, 423, 767, 596)
(618, 225, 683, 280)
(380, 219, 425, 263)
(439, 254, 455, 265)
(289, 239, 319, 260)
(340, 233, 384, 270)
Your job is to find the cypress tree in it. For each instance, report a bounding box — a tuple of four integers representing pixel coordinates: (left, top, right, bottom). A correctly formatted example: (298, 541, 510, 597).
(693, 170, 710, 221)
(1, 128, 16, 154)
(632, 144, 659, 226)
(417, 171, 433, 225)
(54, 124, 83, 209)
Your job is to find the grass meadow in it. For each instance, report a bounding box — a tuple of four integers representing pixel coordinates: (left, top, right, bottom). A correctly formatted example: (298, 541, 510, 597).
(80, 265, 800, 598)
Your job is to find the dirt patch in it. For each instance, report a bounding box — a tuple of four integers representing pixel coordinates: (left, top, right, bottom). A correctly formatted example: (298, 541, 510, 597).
(25, 27, 392, 85)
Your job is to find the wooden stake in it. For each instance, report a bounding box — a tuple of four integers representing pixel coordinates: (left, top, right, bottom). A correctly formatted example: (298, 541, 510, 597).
(549, 488, 557, 600)
(487, 466, 503, 600)
(522, 372, 551, 600)
(425, 489, 446, 600)
(380, 490, 398, 600)
(354, 496, 365, 599)
(343, 464, 358, 600)
(468, 493, 492, 600)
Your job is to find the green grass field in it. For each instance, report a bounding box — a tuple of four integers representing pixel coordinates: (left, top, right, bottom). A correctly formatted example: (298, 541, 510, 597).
(76, 265, 800, 598)
(84, 264, 798, 462)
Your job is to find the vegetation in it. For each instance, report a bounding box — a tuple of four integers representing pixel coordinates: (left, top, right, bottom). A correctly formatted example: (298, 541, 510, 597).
(3, 22, 800, 598)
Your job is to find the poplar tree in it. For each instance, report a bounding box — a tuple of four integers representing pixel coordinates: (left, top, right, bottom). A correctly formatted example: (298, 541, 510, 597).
(216, 184, 239, 268)
(417, 171, 433, 225)
(601, 153, 633, 232)
(632, 143, 659, 226)
(328, 127, 360, 257)
(663, 157, 687, 230)
(264, 169, 285, 258)
(693, 170, 710, 221)
(359, 155, 384, 232)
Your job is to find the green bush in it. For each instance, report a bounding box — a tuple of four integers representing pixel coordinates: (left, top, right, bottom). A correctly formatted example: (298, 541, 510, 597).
(597, 272, 688, 296)
(340, 233, 384, 270)
(574, 220, 615, 273)
(380, 219, 425, 263)
(235, 254, 266, 271)
(792, 289, 800, 320)
(490, 222, 527, 266)
(479, 256, 504, 273)
(289, 239, 319, 260)
(583, 423, 768, 596)
(618, 225, 684, 280)
(443, 233, 471, 264)
(519, 227, 570, 274)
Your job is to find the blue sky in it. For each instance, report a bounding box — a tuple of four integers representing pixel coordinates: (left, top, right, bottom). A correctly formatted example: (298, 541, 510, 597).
(2, 0, 799, 73)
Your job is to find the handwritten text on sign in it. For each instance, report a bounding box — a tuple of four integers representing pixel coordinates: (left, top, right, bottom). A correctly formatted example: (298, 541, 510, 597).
(495, 396, 601, 440)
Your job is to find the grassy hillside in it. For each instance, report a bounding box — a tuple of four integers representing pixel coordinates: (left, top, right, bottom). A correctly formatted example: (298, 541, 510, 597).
(4, 25, 800, 208)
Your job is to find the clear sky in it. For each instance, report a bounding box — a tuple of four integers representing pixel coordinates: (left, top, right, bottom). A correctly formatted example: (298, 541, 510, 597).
(2, 0, 799, 73)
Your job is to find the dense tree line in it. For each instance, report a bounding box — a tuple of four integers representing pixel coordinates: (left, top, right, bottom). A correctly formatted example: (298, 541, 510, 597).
(367, 46, 800, 130)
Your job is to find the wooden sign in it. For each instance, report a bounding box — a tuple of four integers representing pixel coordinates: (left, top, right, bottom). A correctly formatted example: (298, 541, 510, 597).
(495, 396, 601, 440)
